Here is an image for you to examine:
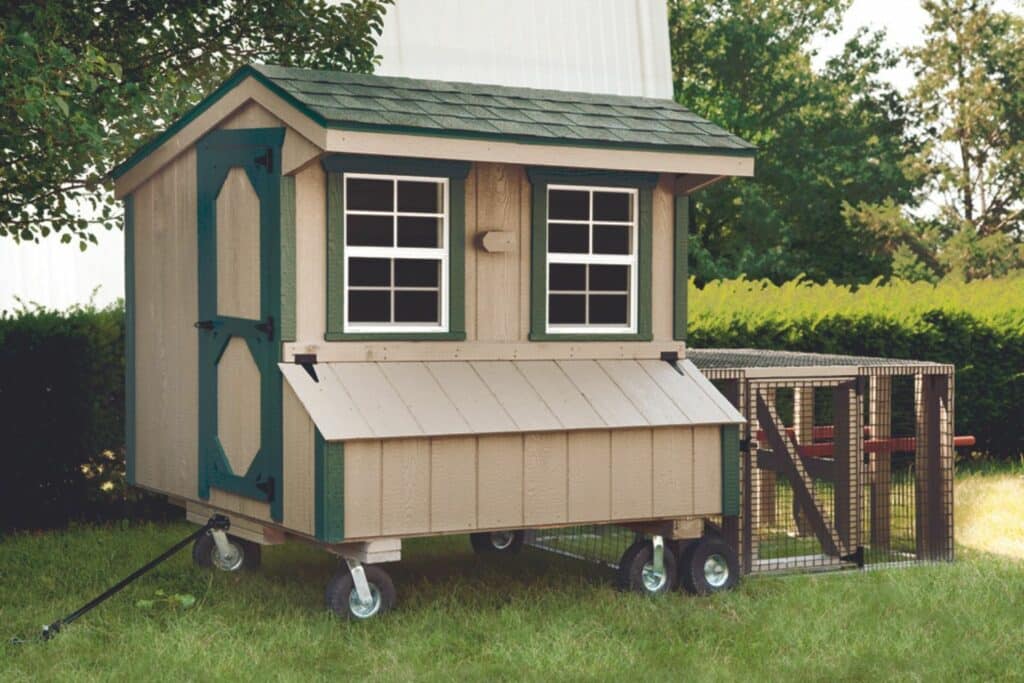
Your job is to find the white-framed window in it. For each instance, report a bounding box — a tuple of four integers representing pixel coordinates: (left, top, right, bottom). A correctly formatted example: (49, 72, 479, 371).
(545, 184, 638, 334)
(343, 173, 449, 333)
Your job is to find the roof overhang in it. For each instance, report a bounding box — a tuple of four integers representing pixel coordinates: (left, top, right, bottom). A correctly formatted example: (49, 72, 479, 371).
(113, 68, 755, 199)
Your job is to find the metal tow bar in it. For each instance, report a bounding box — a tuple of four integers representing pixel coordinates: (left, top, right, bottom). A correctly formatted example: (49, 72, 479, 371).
(12, 515, 231, 643)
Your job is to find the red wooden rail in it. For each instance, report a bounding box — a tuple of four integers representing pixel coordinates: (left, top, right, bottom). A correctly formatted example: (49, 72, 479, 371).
(755, 427, 975, 458)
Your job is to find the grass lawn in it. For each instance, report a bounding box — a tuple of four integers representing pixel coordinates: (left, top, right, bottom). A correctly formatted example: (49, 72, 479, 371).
(3, 467, 1023, 682)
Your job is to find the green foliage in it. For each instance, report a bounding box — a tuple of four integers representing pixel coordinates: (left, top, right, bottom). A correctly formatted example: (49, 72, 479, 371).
(0, 301, 171, 531)
(690, 276, 1024, 459)
(0, 1, 390, 248)
(669, 0, 922, 284)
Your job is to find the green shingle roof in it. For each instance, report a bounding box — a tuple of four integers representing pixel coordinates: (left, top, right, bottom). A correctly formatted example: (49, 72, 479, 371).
(113, 64, 754, 180)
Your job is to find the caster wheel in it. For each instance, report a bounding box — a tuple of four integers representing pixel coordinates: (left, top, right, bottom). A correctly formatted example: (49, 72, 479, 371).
(616, 539, 677, 595)
(192, 531, 261, 572)
(470, 530, 525, 554)
(679, 535, 739, 595)
(325, 565, 396, 621)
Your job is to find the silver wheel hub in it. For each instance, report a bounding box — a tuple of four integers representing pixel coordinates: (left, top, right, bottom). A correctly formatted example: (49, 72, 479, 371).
(490, 531, 515, 550)
(212, 541, 244, 572)
(641, 562, 668, 593)
(348, 585, 383, 619)
(704, 553, 729, 588)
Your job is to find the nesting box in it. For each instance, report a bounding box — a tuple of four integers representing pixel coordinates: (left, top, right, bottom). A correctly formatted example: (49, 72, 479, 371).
(114, 65, 756, 616)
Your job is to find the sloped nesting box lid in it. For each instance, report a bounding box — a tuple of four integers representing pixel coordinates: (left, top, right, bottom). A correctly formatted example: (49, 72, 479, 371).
(280, 358, 743, 442)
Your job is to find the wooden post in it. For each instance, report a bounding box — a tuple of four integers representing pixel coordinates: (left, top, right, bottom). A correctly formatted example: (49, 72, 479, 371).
(755, 386, 777, 534)
(832, 383, 853, 553)
(916, 373, 952, 560)
(869, 376, 892, 549)
(791, 386, 814, 536)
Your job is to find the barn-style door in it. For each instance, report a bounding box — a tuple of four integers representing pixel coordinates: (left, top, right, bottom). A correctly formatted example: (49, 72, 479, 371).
(196, 128, 285, 521)
(742, 378, 865, 573)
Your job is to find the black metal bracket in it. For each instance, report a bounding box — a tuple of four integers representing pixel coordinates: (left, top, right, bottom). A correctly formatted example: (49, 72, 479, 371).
(255, 315, 274, 342)
(194, 320, 215, 331)
(255, 477, 276, 502)
(294, 353, 319, 382)
(254, 148, 274, 173)
(841, 546, 865, 568)
(660, 351, 680, 363)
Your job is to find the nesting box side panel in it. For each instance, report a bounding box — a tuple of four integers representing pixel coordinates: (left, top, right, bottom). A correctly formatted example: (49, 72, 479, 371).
(131, 148, 199, 501)
(282, 380, 316, 536)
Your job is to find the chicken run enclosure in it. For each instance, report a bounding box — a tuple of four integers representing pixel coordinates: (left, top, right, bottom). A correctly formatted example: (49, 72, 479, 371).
(528, 349, 959, 576)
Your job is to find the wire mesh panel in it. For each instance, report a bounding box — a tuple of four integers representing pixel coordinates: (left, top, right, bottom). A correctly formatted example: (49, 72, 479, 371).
(523, 525, 641, 569)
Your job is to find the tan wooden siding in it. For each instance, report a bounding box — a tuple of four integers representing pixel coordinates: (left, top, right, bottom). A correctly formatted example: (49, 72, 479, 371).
(341, 425, 721, 540)
(216, 337, 262, 475)
(133, 148, 199, 502)
(289, 163, 678, 353)
(282, 381, 315, 535)
(215, 167, 261, 319)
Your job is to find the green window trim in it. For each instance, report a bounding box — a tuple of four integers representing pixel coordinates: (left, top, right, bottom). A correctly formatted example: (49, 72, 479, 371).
(673, 193, 689, 342)
(721, 424, 740, 516)
(323, 154, 470, 341)
(124, 195, 136, 486)
(526, 167, 657, 341)
(314, 429, 345, 542)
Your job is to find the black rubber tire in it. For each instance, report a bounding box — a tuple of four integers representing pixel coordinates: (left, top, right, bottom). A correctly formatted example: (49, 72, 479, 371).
(470, 530, 525, 554)
(615, 539, 677, 595)
(191, 531, 261, 571)
(325, 565, 397, 621)
(679, 535, 739, 595)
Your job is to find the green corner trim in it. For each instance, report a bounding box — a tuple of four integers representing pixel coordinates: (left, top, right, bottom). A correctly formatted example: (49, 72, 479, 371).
(721, 424, 740, 516)
(324, 154, 468, 341)
(673, 194, 689, 342)
(314, 430, 345, 542)
(527, 167, 655, 341)
(124, 195, 136, 486)
(280, 175, 297, 342)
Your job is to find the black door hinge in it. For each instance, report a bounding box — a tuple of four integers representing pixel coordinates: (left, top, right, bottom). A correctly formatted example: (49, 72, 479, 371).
(255, 316, 274, 342)
(255, 477, 275, 502)
(254, 148, 274, 173)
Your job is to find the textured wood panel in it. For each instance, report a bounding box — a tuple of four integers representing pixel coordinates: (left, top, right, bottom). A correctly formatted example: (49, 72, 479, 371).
(639, 359, 725, 423)
(556, 360, 646, 427)
(611, 429, 653, 519)
(344, 440, 382, 538)
(294, 163, 326, 343)
(692, 425, 722, 514)
(474, 163, 521, 341)
(282, 381, 315, 535)
(652, 175, 674, 341)
(599, 360, 686, 425)
(477, 433, 524, 528)
(133, 148, 198, 501)
(424, 361, 517, 433)
(332, 363, 421, 437)
(469, 361, 561, 431)
(215, 167, 261, 319)
(429, 436, 477, 532)
(381, 438, 431, 535)
(217, 337, 262, 475)
(652, 427, 693, 517)
(464, 165, 478, 340)
(567, 430, 611, 522)
(380, 362, 470, 435)
(523, 432, 568, 525)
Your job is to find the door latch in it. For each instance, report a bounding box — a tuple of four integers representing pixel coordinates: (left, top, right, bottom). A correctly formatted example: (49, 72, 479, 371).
(194, 320, 216, 331)
(255, 316, 274, 342)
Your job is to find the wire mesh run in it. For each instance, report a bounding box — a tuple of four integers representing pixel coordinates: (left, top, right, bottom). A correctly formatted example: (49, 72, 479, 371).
(524, 525, 641, 569)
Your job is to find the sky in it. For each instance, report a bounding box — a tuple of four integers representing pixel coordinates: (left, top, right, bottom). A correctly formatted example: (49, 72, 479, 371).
(2, 0, 1021, 311)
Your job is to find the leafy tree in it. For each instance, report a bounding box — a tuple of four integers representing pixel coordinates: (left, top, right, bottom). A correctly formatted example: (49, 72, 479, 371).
(668, 0, 923, 284)
(1, 1, 390, 248)
(905, 0, 1024, 279)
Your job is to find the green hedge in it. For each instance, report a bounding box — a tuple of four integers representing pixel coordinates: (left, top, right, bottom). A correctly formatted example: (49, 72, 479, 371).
(2, 277, 1021, 530)
(689, 277, 1024, 461)
(0, 303, 171, 531)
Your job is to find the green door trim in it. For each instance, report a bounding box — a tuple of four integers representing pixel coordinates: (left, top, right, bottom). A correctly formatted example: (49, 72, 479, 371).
(196, 127, 286, 521)
(721, 423, 740, 516)
(673, 194, 689, 342)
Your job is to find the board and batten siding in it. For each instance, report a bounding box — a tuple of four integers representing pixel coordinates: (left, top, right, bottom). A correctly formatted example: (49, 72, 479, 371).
(291, 163, 679, 349)
(340, 425, 722, 540)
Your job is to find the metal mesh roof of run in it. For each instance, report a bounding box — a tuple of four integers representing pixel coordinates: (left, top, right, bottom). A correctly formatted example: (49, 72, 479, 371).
(686, 348, 938, 370)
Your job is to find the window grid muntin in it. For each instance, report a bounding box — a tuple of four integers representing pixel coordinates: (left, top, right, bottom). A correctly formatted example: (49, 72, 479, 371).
(546, 184, 638, 334)
(344, 173, 449, 332)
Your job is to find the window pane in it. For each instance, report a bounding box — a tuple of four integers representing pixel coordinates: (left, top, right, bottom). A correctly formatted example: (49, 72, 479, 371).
(347, 214, 393, 247)
(347, 177, 393, 211)
(349, 258, 390, 287)
(549, 263, 586, 291)
(549, 189, 589, 220)
(590, 265, 628, 291)
(348, 290, 390, 322)
(395, 259, 439, 287)
(548, 223, 589, 253)
(593, 225, 630, 255)
(549, 294, 586, 324)
(397, 216, 441, 248)
(589, 294, 628, 325)
(593, 191, 631, 222)
(398, 181, 442, 213)
(394, 291, 439, 323)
